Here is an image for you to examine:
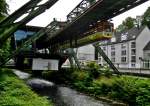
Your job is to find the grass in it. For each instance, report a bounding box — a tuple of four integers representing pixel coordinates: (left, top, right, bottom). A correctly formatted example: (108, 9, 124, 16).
(0, 68, 53, 106)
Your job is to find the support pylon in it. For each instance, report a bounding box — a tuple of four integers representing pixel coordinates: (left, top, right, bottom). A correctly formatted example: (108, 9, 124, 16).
(66, 48, 81, 70)
(93, 43, 119, 74)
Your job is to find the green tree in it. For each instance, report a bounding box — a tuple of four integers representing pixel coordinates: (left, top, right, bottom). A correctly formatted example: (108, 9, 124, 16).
(0, 0, 9, 20)
(142, 7, 150, 28)
(0, 0, 10, 64)
(116, 17, 135, 32)
(0, 39, 11, 62)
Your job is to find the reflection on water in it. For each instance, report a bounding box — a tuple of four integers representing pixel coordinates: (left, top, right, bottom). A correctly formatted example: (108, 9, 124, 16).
(14, 70, 111, 106)
(27, 78, 110, 106)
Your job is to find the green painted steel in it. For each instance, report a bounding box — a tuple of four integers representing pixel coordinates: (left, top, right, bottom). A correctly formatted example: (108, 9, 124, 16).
(0, 21, 58, 66)
(0, 0, 58, 46)
(93, 43, 119, 74)
(0, 0, 149, 72)
(59, 32, 112, 50)
(67, 48, 81, 70)
(41, 0, 149, 48)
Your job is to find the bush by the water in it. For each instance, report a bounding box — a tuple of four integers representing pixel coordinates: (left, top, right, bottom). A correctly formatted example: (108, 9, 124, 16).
(0, 68, 53, 106)
(43, 61, 150, 106)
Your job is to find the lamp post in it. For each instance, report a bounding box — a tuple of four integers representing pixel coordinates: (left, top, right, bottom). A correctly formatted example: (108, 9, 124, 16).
(139, 57, 142, 73)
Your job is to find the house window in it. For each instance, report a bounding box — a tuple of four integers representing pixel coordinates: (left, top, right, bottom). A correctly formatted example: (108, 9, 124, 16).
(98, 58, 101, 62)
(121, 33, 128, 41)
(148, 53, 150, 57)
(131, 63, 136, 67)
(111, 51, 115, 56)
(121, 50, 126, 56)
(131, 56, 136, 62)
(131, 49, 136, 55)
(111, 45, 115, 50)
(131, 42, 136, 48)
(111, 58, 115, 62)
(121, 44, 126, 49)
(121, 57, 126, 63)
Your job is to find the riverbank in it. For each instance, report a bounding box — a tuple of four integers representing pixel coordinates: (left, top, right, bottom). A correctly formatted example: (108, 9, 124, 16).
(14, 69, 112, 106)
(0, 68, 53, 106)
(42, 65, 150, 106)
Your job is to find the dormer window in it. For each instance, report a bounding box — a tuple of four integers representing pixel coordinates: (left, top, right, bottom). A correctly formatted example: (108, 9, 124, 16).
(132, 35, 136, 39)
(121, 33, 128, 41)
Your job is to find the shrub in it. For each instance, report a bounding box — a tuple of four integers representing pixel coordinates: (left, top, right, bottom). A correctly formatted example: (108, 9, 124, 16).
(101, 66, 112, 77)
(86, 61, 101, 78)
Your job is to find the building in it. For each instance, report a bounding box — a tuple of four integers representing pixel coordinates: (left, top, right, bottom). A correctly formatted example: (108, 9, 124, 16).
(98, 26, 150, 69)
(63, 44, 95, 67)
(76, 44, 95, 65)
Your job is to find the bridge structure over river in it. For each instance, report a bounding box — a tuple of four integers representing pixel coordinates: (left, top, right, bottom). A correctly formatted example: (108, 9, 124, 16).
(0, 0, 149, 73)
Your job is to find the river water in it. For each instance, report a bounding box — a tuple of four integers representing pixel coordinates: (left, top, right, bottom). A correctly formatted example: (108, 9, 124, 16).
(13, 69, 111, 106)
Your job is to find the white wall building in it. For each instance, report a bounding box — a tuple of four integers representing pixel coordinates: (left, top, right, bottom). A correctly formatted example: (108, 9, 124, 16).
(76, 44, 95, 64)
(98, 26, 150, 69)
(62, 44, 95, 67)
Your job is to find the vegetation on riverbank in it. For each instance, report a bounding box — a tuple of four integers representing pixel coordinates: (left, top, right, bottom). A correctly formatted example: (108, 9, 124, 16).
(43, 62, 150, 106)
(0, 68, 53, 106)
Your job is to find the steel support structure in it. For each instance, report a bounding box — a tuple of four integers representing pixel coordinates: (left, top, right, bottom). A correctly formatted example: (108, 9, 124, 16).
(68, 56, 74, 69)
(0, 20, 59, 66)
(93, 43, 119, 74)
(0, 0, 58, 46)
(67, 0, 97, 22)
(66, 48, 81, 70)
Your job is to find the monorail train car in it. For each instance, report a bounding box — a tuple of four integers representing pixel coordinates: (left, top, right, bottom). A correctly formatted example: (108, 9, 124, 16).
(59, 20, 114, 49)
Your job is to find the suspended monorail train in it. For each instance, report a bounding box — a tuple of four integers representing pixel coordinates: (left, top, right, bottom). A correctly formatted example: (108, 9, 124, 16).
(59, 20, 114, 49)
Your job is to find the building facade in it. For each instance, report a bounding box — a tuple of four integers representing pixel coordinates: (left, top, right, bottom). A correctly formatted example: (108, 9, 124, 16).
(63, 44, 95, 67)
(76, 44, 95, 64)
(98, 26, 150, 69)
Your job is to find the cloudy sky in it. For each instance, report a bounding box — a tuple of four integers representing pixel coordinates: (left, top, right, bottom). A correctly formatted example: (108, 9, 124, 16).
(6, 0, 150, 28)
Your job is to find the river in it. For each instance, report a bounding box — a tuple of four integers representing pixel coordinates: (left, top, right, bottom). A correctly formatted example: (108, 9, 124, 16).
(14, 69, 111, 106)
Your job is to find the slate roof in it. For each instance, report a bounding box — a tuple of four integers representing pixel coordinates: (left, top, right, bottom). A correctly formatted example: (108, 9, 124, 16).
(102, 26, 146, 45)
(115, 26, 145, 42)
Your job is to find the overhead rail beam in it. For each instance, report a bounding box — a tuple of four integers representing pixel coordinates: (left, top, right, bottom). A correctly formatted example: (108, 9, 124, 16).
(67, 0, 98, 22)
(0, 0, 58, 46)
(0, 0, 42, 26)
(36, 0, 149, 49)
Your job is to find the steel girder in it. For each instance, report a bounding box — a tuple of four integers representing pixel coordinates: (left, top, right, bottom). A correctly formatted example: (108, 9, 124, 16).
(0, 0, 58, 46)
(37, 0, 149, 49)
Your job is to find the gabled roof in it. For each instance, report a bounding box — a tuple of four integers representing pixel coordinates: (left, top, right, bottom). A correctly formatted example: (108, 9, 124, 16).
(115, 26, 145, 42)
(144, 41, 150, 51)
(103, 26, 146, 45)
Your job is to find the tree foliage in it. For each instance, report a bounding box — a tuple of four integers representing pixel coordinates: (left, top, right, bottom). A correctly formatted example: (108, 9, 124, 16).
(0, 0, 9, 20)
(142, 7, 150, 28)
(0, 0, 10, 63)
(0, 39, 11, 62)
(116, 7, 150, 32)
(116, 17, 135, 32)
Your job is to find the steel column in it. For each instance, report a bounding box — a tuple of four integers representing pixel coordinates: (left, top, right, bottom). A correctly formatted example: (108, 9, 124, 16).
(93, 43, 119, 74)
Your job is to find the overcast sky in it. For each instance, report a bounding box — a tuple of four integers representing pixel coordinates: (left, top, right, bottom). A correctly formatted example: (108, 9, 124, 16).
(6, 0, 150, 28)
